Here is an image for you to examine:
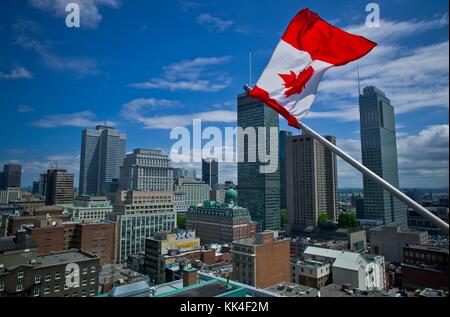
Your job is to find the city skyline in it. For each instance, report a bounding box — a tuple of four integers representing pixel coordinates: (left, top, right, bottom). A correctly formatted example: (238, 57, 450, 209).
(0, 0, 448, 189)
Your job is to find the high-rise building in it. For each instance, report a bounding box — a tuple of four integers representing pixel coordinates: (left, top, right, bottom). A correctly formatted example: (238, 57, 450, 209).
(237, 94, 280, 231)
(109, 191, 177, 264)
(0, 164, 22, 190)
(79, 125, 126, 195)
(286, 134, 338, 232)
(119, 148, 173, 191)
(359, 86, 407, 227)
(201, 158, 219, 189)
(45, 169, 74, 205)
(279, 130, 293, 209)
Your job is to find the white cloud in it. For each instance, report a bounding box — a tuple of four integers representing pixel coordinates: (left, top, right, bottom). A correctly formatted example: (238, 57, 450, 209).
(32, 111, 113, 128)
(129, 56, 232, 92)
(0, 67, 33, 79)
(17, 105, 35, 113)
(29, 0, 120, 28)
(335, 125, 449, 188)
(196, 13, 234, 32)
(14, 20, 99, 76)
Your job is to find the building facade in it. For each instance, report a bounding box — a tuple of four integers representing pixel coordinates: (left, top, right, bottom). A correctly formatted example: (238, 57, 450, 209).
(119, 149, 173, 192)
(359, 86, 407, 227)
(175, 177, 210, 208)
(45, 169, 74, 205)
(279, 130, 292, 210)
(79, 125, 126, 195)
(186, 199, 256, 244)
(286, 134, 338, 231)
(109, 191, 177, 264)
(202, 158, 219, 189)
(232, 231, 290, 288)
(0, 164, 22, 190)
(58, 195, 113, 223)
(291, 259, 331, 288)
(237, 94, 280, 231)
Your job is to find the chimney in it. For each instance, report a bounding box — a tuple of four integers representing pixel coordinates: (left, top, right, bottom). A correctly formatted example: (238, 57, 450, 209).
(183, 268, 198, 288)
(15, 230, 26, 245)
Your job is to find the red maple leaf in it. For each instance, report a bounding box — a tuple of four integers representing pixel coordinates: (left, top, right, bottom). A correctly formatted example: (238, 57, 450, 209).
(279, 66, 314, 97)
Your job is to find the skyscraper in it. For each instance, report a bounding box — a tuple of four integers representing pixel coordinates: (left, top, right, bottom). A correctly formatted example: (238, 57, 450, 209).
(237, 94, 280, 231)
(79, 125, 126, 195)
(119, 148, 173, 191)
(286, 134, 338, 232)
(201, 158, 219, 189)
(0, 164, 22, 189)
(45, 169, 74, 205)
(279, 130, 293, 209)
(359, 86, 407, 227)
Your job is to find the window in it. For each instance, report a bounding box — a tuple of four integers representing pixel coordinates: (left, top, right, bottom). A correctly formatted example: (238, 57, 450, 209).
(55, 272, 61, 280)
(82, 279, 87, 286)
(64, 284, 69, 290)
(35, 275, 41, 284)
(82, 268, 88, 275)
(90, 278, 96, 285)
(33, 288, 40, 297)
(90, 266, 96, 273)
(16, 283, 24, 292)
(90, 289, 96, 296)
(45, 272, 51, 282)
(17, 271, 24, 279)
(54, 285, 60, 293)
(43, 287, 50, 295)
(0, 281, 4, 292)
(81, 290, 87, 297)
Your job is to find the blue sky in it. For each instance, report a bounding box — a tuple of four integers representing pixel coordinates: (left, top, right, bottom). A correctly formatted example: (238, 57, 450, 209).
(0, 0, 448, 188)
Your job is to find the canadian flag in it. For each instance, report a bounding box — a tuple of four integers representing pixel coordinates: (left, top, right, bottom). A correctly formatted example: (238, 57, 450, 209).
(248, 8, 377, 128)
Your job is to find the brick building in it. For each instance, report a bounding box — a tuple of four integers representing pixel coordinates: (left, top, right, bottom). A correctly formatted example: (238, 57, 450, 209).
(402, 244, 449, 291)
(186, 199, 256, 244)
(232, 231, 290, 288)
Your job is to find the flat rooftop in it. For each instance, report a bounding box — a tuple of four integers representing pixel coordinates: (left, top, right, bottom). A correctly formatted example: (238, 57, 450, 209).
(405, 244, 449, 254)
(36, 250, 97, 267)
(162, 281, 241, 297)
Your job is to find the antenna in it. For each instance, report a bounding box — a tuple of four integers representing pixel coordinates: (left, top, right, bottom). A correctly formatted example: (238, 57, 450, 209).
(249, 49, 253, 87)
(357, 64, 361, 96)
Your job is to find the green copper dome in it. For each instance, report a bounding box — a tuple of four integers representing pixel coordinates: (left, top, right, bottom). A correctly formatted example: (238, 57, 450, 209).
(225, 188, 237, 203)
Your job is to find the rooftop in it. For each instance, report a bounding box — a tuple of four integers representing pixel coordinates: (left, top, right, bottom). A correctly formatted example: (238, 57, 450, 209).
(265, 282, 318, 297)
(36, 249, 98, 267)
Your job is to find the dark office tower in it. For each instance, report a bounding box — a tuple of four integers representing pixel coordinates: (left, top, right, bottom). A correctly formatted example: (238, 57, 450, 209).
(202, 158, 219, 189)
(279, 130, 293, 209)
(0, 164, 22, 189)
(237, 93, 280, 231)
(79, 125, 126, 195)
(359, 86, 407, 227)
(45, 169, 74, 205)
(286, 134, 338, 232)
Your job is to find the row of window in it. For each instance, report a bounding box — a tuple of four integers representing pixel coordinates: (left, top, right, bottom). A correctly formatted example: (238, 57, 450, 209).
(15, 266, 97, 282)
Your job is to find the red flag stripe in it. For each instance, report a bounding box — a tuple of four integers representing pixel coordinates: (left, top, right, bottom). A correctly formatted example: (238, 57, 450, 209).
(248, 85, 301, 128)
(282, 8, 377, 66)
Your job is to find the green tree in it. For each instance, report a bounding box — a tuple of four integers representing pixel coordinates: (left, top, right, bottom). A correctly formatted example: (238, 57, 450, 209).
(318, 213, 329, 228)
(338, 212, 359, 228)
(177, 214, 187, 230)
(280, 209, 288, 228)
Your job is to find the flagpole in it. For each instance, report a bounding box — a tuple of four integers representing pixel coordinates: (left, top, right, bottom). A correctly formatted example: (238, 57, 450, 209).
(297, 121, 449, 235)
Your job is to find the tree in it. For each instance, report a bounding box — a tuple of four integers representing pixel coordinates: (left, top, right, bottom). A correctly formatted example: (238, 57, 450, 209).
(280, 209, 288, 228)
(338, 212, 359, 228)
(177, 214, 186, 230)
(318, 213, 329, 228)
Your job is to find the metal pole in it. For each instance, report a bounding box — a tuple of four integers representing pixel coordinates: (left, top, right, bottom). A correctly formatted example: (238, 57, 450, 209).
(298, 121, 449, 235)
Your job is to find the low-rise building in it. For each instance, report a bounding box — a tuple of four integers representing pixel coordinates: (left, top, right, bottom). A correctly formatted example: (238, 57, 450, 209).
(303, 246, 386, 291)
(291, 259, 331, 288)
(232, 231, 290, 289)
(58, 195, 113, 223)
(369, 225, 428, 263)
(0, 244, 100, 297)
(401, 244, 449, 291)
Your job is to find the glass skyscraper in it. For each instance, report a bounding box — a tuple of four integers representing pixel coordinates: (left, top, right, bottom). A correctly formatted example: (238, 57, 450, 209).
(359, 86, 407, 227)
(237, 94, 280, 231)
(279, 130, 293, 210)
(79, 125, 127, 195)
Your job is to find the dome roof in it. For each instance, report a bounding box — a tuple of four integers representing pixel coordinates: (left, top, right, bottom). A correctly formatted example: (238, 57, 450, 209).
(225, 188, 237, 200)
